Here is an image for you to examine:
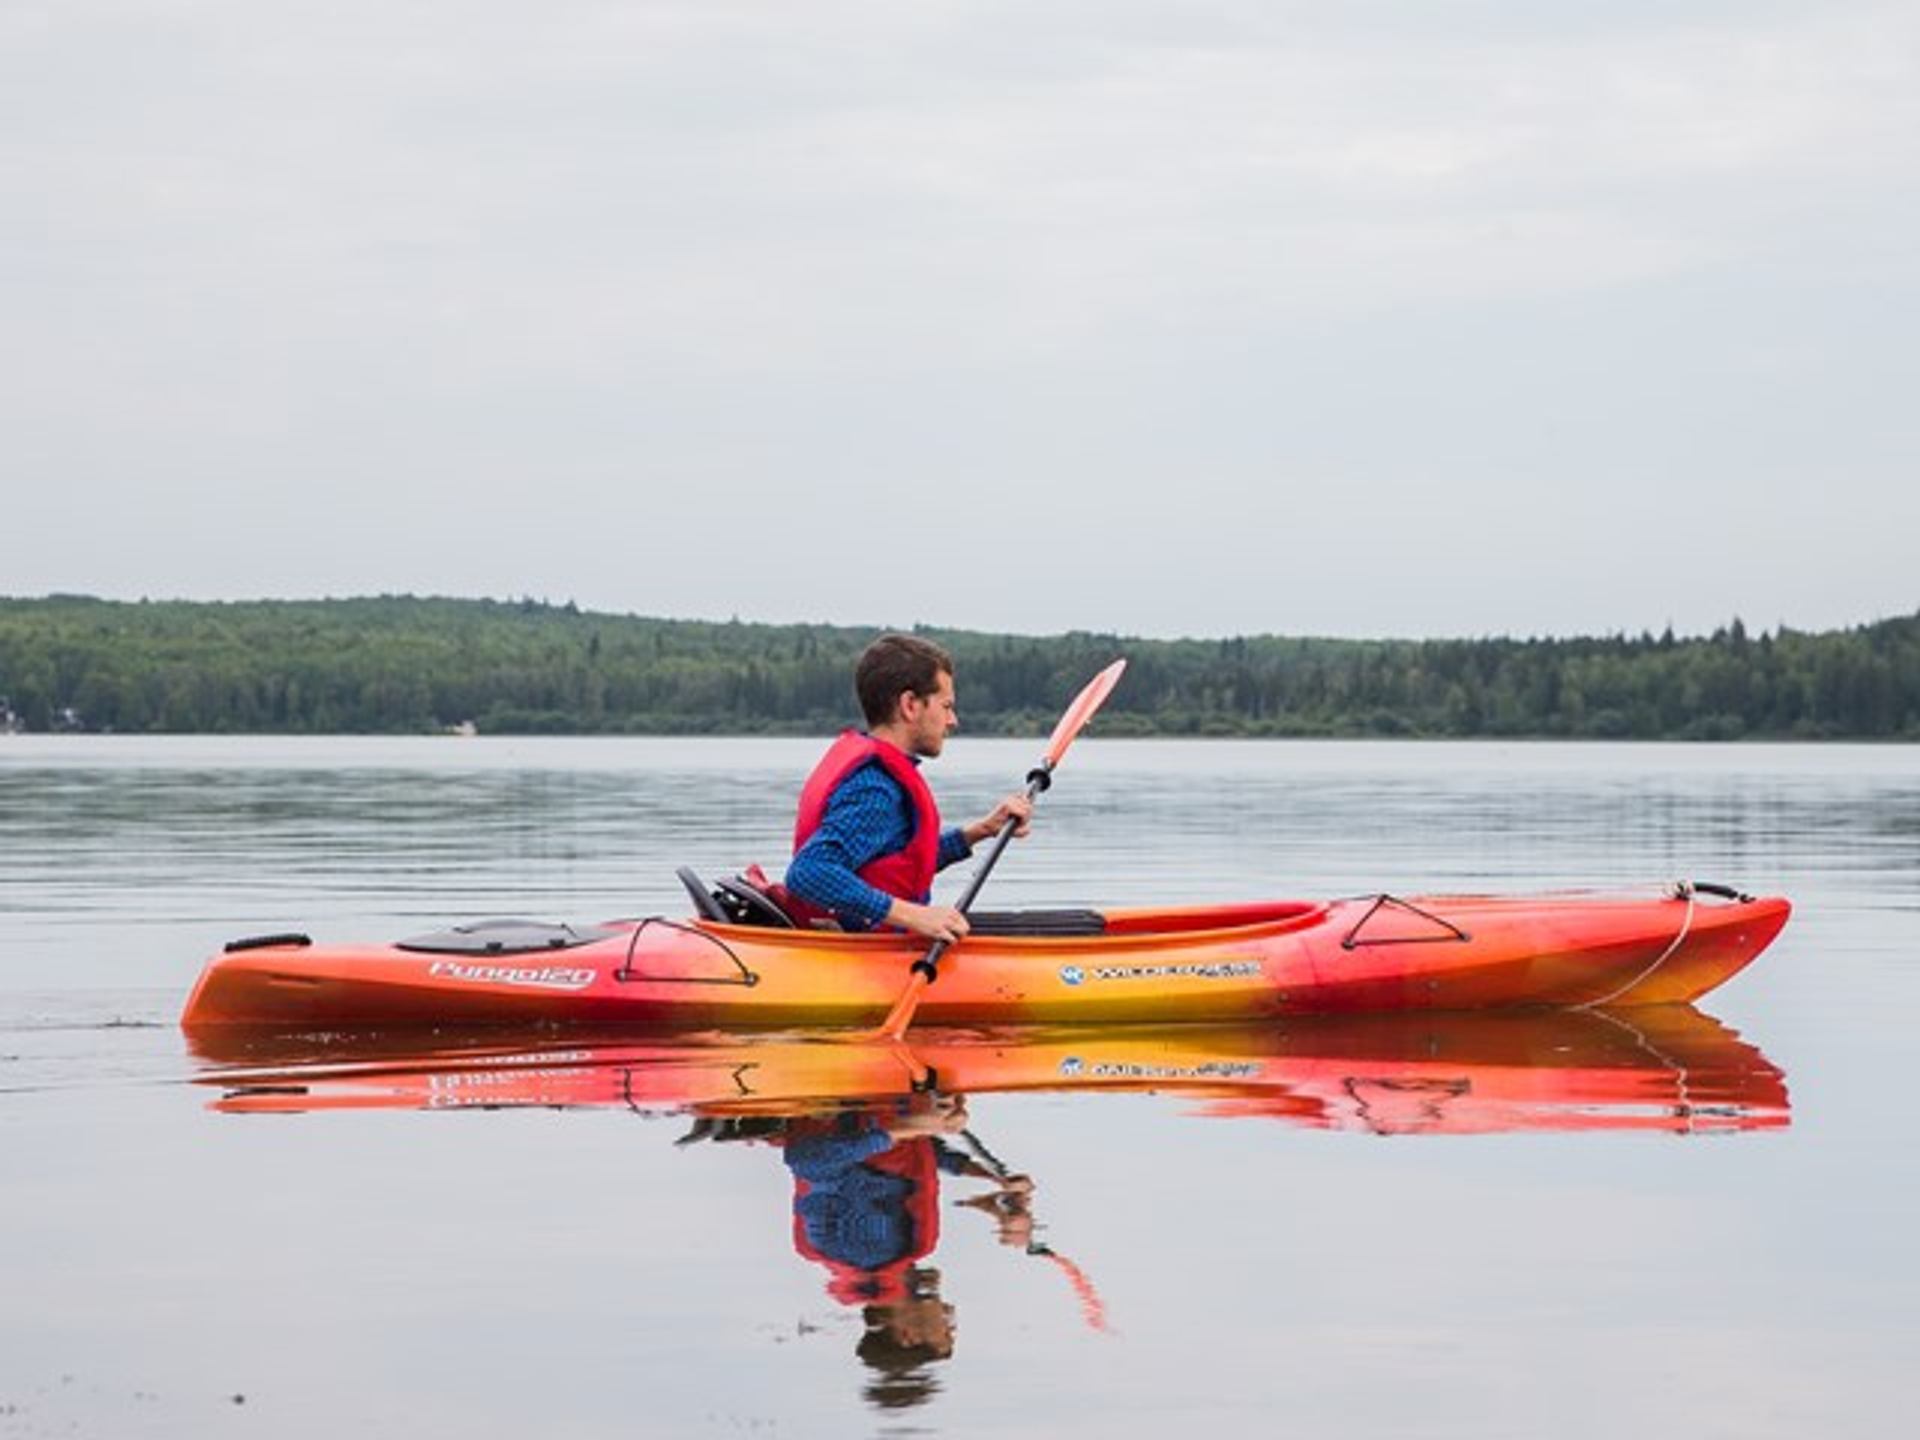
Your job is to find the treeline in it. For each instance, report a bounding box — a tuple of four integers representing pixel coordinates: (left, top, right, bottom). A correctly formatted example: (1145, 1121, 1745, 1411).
(1, 595, 1918, 740)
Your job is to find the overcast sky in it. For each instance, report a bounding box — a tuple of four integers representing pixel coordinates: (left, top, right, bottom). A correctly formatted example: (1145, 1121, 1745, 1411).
(4, 1, 1915, 640)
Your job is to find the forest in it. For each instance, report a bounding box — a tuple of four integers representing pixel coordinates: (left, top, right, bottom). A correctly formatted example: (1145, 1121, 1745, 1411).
(2, 594, 1917, 739)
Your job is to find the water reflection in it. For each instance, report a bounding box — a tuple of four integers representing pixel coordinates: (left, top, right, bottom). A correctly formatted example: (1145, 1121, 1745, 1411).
(188, 1007, 1783, 1413)
(189, 1005, 1788, 1137)
(682, 1094, 1042, 1408)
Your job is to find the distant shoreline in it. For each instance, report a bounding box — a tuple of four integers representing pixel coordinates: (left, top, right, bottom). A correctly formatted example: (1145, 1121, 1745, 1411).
(5, 730, 1916, 747)
(3, 594, 1916, 742)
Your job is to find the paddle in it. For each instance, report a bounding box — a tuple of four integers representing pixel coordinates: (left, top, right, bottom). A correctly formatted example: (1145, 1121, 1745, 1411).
(856, 657, 1127, 1043)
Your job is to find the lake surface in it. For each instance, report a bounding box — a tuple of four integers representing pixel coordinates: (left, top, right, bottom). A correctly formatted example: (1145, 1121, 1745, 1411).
(3, 736, 1916, 1437)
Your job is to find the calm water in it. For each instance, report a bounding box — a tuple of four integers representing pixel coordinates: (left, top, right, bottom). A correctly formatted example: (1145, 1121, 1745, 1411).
(3, 736, 1916, 1437)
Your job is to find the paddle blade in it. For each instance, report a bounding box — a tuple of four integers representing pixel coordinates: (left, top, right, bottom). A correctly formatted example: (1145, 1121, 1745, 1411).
(1041, 658, 1127, 768)
(860, 970, 930, 1044)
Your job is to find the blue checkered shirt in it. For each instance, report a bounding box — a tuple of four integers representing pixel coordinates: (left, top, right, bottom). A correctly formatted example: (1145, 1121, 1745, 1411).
(785, 757, 972, 930)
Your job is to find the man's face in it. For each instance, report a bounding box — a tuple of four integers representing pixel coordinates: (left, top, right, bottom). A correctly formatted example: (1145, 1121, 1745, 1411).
(900, 671, 958, 758)
(883, 1295, 956, 1358)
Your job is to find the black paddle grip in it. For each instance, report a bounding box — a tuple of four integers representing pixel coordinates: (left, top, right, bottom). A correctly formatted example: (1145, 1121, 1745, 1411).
(913, 938, 950, 984)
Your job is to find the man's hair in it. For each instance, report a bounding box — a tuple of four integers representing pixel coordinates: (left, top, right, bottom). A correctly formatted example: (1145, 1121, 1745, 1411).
(856, 634, 954, 727)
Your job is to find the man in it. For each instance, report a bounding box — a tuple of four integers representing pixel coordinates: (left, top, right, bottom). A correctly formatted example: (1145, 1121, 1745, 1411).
(784, 634, 1031, 941)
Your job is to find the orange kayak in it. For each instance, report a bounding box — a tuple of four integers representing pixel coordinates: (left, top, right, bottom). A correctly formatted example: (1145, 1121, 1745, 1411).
(180, 881, 1789, 1033)
(188, 1006, 1788, 1137)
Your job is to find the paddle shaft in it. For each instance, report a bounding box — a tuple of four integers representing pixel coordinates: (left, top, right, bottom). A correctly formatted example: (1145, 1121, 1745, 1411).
(912, 762, 1052, 983)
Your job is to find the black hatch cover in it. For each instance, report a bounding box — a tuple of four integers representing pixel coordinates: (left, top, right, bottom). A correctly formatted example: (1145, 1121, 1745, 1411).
(396, 920, 620, 956)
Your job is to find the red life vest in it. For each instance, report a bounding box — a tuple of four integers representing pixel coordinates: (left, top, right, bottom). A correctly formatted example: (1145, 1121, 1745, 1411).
(789, 1130, 941, 1307)
(786, 731, 940, 928)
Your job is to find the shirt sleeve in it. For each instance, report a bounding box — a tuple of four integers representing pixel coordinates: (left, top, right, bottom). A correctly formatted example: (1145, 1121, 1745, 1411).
(784, 1126, 896, 1182)
(784, 764, 909, 930)
(936, 826, 972, 870)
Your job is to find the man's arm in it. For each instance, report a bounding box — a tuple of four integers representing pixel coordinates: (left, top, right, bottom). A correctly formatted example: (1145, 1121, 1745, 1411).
(929, 794, 1037, 875)
(956, 794, 1034, 851)
(936, 826, 972, 870)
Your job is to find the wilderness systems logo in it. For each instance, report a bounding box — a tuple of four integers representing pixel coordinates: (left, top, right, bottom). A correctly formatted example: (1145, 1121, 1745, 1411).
(1058, 961, 1262, 986)
(1058, 1057, 1264, 1081)
(427, 961, 596, 991)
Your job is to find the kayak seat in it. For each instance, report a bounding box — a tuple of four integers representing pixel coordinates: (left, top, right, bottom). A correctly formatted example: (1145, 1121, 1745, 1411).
(677, 866, 729, 921)
(715, 869, 799, 929)
(676, 863, 800, 928)
(966, 909, 1107, 937)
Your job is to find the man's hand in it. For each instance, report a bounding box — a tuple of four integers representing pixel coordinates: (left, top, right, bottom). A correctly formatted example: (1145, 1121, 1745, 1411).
(889, 1094, 969, 1139)
(888, 899, 972, 944)
(964, 792, 1034, 848)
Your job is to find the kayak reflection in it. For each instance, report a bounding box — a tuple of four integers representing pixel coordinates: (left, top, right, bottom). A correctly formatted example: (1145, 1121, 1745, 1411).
(193, 1007, 1784, 1410)
(192, 1003, 1788, 1136)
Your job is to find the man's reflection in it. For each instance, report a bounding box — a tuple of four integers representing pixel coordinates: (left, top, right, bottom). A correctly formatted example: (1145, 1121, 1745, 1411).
(785, 1093, 1027, 1302)
(852, 1264, 952, 1410)
(687, 1091, 1031, 1408)
(787, 1092, 1032, 1405)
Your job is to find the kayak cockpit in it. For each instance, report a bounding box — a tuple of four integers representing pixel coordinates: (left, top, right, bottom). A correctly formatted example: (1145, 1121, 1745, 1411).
(678, 864, 1327, 940)
(1098, 899, 1327, 936)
